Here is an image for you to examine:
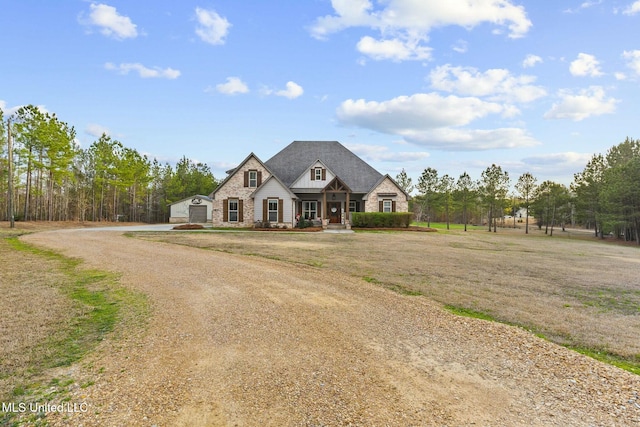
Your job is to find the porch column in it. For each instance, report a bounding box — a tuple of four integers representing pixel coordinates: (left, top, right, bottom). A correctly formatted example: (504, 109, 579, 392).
(345, 191, 350, 222)
(322, 191, 327, 219)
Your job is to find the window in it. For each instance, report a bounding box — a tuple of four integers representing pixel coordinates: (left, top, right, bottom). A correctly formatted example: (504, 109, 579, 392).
(303, 201, 317, 219)
(248, 170, 258, 188)
(382, 199, 392, 213)
(228, 199, 239, 222)
(349, 201, 357, 212)
(315, 168, 322, 181)
(268, 199, 278, 222)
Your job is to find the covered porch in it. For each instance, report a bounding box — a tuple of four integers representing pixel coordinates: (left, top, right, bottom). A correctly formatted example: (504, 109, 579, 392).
(322, 177, 352, 227)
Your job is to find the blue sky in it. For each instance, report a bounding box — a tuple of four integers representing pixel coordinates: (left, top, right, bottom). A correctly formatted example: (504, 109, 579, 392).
(2, 1, 640, 188)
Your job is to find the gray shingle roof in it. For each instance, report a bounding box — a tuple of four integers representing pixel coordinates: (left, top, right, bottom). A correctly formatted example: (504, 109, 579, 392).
(264, 141, 383, 193)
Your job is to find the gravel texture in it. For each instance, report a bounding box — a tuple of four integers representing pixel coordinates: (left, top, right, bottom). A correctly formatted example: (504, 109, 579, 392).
(23, 230, 640, 426)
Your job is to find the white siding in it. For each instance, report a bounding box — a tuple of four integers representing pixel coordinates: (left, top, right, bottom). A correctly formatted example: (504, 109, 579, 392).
(290, 161, 335, 190)
(253, 178, 295, 224)
(169, 199, 213, 223)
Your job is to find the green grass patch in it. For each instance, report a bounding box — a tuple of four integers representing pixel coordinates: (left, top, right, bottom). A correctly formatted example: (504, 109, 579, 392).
(574, 288, 640, 315)
(445, 303, 640, 376)
(1, 236, 149, 424)
(363, 276, 422, 296)
(566, 346, 640, 376)
(444, 304, 497, 321)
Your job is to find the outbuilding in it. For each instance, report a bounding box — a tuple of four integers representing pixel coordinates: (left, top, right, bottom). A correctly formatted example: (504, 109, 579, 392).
(169, 195, 213, 223)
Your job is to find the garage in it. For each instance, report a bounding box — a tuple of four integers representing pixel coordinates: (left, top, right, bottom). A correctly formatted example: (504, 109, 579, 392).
(189, 205, 207, 223)
(169, 195, 213, 223)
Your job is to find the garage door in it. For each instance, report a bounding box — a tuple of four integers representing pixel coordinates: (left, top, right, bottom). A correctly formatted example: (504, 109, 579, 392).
(189, 205, 207, 223)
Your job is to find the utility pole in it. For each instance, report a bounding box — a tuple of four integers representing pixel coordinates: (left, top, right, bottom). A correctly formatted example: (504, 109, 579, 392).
(7, 117, 15, 228)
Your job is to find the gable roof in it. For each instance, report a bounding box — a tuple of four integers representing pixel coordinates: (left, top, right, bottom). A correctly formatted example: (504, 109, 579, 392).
(249, 175, 298, 200)
(264, 141, 383, 193)
(363, 174, 412, 201)
(289, 158, 335, 188)
(210, 152, 272, 198)
(170, 194, 213, 206)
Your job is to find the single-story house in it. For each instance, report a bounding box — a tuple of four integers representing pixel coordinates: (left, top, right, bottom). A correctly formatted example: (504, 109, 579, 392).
(211, 141, 410, 228)
(169, 195, 213, 223)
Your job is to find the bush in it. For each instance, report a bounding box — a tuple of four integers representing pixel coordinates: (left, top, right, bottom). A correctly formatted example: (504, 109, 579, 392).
(297, 218, 312, 229)
(351, 212, 413, 228)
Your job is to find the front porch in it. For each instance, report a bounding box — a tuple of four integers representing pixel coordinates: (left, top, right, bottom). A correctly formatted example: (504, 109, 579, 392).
(322, 176, 352, 228)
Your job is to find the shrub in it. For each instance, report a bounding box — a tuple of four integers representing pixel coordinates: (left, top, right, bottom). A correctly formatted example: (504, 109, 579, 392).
(351, 212, 413, 228)
(296, 218, 312, 229)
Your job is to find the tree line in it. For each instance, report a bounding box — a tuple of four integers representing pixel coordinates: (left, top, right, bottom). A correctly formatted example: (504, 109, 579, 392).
(396, 137, 640, 245)
(1, 105, 217, 223)
(3, 106, 638, 242)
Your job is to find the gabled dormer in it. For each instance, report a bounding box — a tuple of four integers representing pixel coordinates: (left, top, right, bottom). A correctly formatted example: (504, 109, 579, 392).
(290, 160, 336, 190)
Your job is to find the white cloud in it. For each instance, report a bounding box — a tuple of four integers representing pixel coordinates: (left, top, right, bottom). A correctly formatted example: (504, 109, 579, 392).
(85, 123, 110, 137)
(81, 3, 138, 40)
(309, 0, 377, 39)
(336, 93, 539, 150)
(346, 143, 430, 162)
(213, 77, 249, 95)
(521, 152, 593, 168)
(195, 7, 231, 45)
(311, 0, 531, 39)
(407, 127, 539, 150)
(623, 1, 640, 15)
(338, 93, 503, 131)
(569, 53, 604, 77)
(356, 36, 432, 61)
(0, 100, 12, 116)
(105, 62, 181, 79)
(622, 50, 640, 76)
(564, 1, 603, 13)
(452, 39, 468, 54)
(429, 65, 547, 103)
(310, 0, 531, 62)
(544, 86, 618, 121)
(0, 102, 48, 116)
(263, 81, 304, 99)
(522, 54, 542, 68)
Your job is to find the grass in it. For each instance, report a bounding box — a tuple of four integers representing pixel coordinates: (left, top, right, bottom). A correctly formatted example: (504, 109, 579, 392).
(0, 233, 148, 426)
(444, 303, 640, 375)
(411, 221, 484, 231)
(443, 304, 497, 321)
(134, 227, 640, 376)
(363, 276, 423, 296)
(568, 346, 640, 376)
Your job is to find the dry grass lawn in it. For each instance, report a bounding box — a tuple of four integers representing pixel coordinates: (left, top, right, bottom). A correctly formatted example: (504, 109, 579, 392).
(136, 226, 640, 363)
(0, 221, 146, 405)
(0, 229, 81, 400)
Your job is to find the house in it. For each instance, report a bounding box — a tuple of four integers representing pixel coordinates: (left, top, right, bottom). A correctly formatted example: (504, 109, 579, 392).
(169, 195, 213, 223)
(211, 141, 410, 228)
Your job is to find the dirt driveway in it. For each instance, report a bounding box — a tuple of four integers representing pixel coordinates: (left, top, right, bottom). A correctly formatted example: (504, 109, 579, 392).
(24, 230, 640, 426)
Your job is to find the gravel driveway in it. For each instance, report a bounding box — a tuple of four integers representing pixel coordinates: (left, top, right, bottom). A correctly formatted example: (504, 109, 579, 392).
(24, 229, 640, 426)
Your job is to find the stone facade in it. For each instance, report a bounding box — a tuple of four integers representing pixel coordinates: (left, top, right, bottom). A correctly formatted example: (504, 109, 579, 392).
(364, 176, 409, 213)
(212, 156, 271, 227)
(212, 142, 412, 228)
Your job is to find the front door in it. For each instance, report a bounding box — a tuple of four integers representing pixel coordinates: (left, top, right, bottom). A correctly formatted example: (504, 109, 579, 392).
(327, 201, 341, 223)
